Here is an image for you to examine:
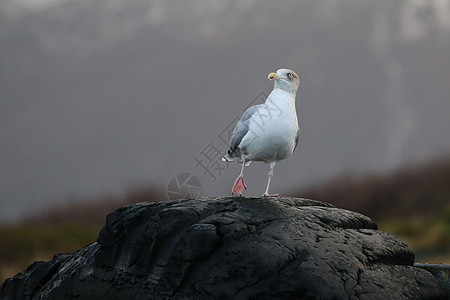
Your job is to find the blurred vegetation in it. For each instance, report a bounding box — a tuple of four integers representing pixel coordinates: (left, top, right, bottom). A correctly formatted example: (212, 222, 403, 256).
(26, 185, 165, 224)
(1, 157, 449, 284)
(0, 223, 101, 283)
(379, 205, 450, 264)
(294, 156, 450, 221)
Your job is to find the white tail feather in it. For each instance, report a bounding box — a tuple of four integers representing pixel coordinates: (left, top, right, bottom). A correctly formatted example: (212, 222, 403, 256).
(222, 154, 233, 162)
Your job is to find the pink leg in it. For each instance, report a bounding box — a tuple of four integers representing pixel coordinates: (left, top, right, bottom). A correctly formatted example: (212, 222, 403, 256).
(232, 163, 247, 195)
(262, 162, 278, 197)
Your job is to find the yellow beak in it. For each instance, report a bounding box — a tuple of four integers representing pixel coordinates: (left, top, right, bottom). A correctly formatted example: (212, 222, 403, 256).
(268, 72, 281, 80)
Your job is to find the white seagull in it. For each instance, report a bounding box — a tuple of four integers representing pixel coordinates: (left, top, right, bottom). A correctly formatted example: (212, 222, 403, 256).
(222, 68, 300, 196)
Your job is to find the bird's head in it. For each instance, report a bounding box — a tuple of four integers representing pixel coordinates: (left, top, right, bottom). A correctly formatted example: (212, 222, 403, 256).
(268, 68, 300, 93)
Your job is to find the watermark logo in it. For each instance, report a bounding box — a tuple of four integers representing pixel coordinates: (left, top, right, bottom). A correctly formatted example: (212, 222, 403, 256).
(167, 172, 202, 200)
(194, 91, 270, 182)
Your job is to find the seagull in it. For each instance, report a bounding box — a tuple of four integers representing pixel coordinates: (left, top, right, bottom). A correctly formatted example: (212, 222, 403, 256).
(222, 68, 300, 197)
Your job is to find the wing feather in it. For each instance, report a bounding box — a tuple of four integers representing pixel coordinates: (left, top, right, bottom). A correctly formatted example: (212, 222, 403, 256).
(229, 104, 263, 152)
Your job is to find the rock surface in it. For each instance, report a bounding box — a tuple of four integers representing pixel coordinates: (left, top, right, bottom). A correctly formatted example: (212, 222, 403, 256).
(1, 197, 446, 299)
(415, 263, 450, 296)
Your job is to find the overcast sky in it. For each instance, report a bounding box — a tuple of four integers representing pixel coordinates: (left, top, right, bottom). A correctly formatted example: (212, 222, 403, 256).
(1, 0, 450, 222)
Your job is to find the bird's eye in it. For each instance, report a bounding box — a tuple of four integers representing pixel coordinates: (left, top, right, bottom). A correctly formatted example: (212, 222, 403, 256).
(287, 73, 293, 77)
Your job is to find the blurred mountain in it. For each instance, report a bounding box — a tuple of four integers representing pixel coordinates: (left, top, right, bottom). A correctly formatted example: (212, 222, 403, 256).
(1, 0, 450, 222)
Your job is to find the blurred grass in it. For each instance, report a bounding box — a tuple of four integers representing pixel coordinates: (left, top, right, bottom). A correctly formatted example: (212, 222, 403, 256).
(0, 223, 101, 283)
(379, 205, 450, 264)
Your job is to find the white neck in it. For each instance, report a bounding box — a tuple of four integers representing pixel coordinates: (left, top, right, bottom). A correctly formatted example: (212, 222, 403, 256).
(265, 87, 298, 118)
(274, 80, 299, 95)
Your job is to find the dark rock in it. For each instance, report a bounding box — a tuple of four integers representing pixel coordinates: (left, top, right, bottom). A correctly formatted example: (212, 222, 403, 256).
(1, 197, 447, 299)
(415, 263, 450, 296)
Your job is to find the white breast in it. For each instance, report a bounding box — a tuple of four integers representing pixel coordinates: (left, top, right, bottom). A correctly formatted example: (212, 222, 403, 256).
(239, 90, 299, 162)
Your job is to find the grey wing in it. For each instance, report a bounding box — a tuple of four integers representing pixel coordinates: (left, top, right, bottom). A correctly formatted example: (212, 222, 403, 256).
(293, 128, 300, 152)
(229, 104, 263, 152)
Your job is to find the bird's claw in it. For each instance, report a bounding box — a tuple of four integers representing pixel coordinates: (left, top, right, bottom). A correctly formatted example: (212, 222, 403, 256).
(232, 176, 246, 195)
(262, 193, 279, 197)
